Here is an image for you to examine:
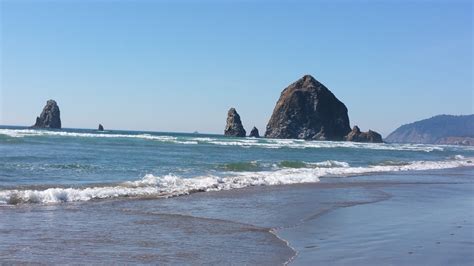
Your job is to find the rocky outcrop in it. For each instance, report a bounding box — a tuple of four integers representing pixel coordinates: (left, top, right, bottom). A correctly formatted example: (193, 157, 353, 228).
(98, 124, 104, 131)
(249, 127, 260, 138)
(32, 100, 61, 129)
(265, 75, 351, 140)
(224, 108, 246, 137)
(345, 126, 383, 143)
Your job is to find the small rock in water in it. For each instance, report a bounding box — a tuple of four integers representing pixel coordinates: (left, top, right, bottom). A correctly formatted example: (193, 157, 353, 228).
(344, 126, 383, 143)
(249, 127, 260, 138)
(98, 124, 104, 131)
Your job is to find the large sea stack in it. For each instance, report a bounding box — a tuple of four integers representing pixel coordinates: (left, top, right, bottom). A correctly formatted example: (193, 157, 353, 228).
(224, 108, 246, 137)
(32, 100, 61, 129)
(98, 124, 104, 131)
(265, 75, 351, 140)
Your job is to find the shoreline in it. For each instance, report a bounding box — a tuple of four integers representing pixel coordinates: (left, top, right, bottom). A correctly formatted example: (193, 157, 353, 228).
(269, 228, 298, 265)
(274, 167, 474, 265)
(173, 166, 473, 265)
(0, 167, 472, 264)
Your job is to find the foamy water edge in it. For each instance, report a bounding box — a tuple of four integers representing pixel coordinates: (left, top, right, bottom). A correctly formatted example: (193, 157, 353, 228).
(0, 157, 472, 205)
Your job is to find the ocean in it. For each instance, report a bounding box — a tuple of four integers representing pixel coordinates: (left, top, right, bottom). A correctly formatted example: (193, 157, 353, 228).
(0, 126, 472, 204)
(0, 126, 473, 264)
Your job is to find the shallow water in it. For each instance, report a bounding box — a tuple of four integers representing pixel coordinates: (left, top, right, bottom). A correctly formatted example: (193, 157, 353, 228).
(1, 168, 472, 264)
(281, 168, 474, 266)
(0, 175, 382, 264)
(0, 201, 294, 264)
(1, 126, 473, 264)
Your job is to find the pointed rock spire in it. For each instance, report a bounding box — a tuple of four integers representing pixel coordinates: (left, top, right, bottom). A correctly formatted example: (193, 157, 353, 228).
(249, 127, 260, 138)
(224, 108, 246, 137)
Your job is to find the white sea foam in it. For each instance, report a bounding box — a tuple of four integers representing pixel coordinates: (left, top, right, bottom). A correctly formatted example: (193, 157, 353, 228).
(307, 160, 350, 168)
(0, 157, 472, 205)
(0, 129, 199, 144)
(0, 128, 467, 152)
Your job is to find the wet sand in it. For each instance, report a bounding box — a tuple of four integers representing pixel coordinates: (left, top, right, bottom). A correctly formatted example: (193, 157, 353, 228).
(0, 167, 472, 264)
(281, 168, 474, 265)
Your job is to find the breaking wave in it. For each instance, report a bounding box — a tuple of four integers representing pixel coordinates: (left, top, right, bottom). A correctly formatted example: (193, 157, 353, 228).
(0, 128, 468, 152)
(0, 129, 198, 145)
(0, 157, 472, 205)
(279, 160, 350, 169)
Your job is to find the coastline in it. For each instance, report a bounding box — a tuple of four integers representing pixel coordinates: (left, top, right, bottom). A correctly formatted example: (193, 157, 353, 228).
(277, 167, 474, 265)
(1, 167, 472, 264)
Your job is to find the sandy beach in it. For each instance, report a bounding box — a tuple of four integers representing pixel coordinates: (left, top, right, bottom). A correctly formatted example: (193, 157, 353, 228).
(1, 166, 472, 264)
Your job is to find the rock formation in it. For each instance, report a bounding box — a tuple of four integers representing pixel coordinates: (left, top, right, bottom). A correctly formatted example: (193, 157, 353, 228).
(249, 127, 260, 138)
(98, 124, 104, 131)
(224, 108, 246, 137)
(265, 75, 351, 140)
(345, 126, 383, 143)
(32, 100, 61, 129)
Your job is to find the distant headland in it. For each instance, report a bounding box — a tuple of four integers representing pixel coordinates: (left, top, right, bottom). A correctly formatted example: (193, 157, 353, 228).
(386, 114, 474, 146)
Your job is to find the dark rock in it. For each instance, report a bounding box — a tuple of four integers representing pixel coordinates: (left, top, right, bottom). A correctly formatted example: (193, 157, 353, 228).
(249, 127, 260, 138)
(98, 124, 104, 131)
(32, 100, 61, 129)
(265, 75, 351, 140)
(224, 108, 246, 137)
(345, 126, 383, 143)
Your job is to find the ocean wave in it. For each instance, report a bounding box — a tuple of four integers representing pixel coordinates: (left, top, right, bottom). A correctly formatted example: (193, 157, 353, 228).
(307, 160, 351, 168)
(0, 129, 189, 142)
(219, 161, 261, 172)
(0, 129, 464, 152)
(370, 160, 411, 166)
(195, 138, 448, 152)
(278, 160, 349, 169)
(0, 157, 472, 205)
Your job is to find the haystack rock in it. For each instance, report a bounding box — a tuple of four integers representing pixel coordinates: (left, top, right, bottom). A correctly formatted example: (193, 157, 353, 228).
(249, 127, 260, 138)
(265, 75, 351, 140)
(345, 126, 383, 143)
(32, 100, 61, 129)
(224, 108, 246, 137)
(98, 124, 104, 131)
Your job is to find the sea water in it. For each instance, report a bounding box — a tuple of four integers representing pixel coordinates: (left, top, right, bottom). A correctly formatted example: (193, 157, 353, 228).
(1, 126, 474, 264)
(0, 126, 472, 205)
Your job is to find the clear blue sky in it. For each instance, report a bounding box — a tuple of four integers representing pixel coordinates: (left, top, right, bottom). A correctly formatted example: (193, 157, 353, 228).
(1, 0, 472, 136)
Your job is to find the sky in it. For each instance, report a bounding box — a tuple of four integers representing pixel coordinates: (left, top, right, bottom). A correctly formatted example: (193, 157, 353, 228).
(0, 0, 472, 136)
